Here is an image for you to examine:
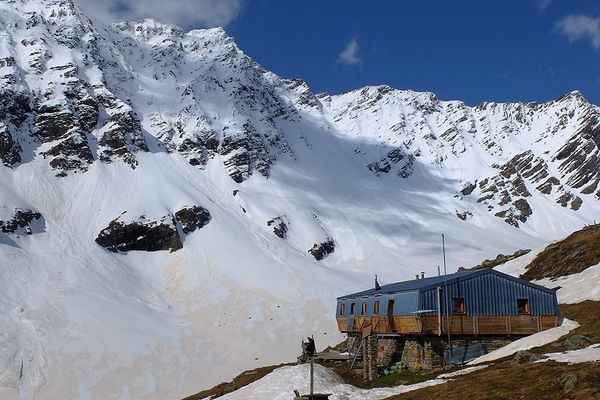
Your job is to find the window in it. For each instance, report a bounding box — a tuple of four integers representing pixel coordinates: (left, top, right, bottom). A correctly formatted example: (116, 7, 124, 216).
(452, 298, 465, 314)
(340, 304, 345, 316)
(361, 302, 367, 315)
(517, 299, 530, 314)
(373, 300, 380, 315)
(350, 303, 356, 315)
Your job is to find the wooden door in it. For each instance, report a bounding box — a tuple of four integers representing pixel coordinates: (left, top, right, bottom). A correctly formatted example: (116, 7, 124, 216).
(387, 299, 396, 332)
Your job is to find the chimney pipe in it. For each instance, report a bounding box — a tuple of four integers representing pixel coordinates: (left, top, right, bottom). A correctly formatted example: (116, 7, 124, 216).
(415, 274, 419, 280)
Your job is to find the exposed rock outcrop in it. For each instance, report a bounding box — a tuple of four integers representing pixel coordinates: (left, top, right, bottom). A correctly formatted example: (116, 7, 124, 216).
(95, 214, 182, 252)
(455, 210, 473, 221)
(459, 249, 531, 271)
(266, 216, 287, 239)
(175, 206, 211, 234)
(308, 238, 335, 261)
(0, 209, 43, 234)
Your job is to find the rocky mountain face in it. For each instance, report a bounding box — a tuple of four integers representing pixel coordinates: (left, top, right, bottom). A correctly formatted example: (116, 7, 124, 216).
(0, 1, 599, 399)
(326, 87, 599, 228)
(1, 1, 598, 229)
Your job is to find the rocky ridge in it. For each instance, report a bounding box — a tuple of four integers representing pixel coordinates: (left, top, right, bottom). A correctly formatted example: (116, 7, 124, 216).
(0, 1, 598, 232)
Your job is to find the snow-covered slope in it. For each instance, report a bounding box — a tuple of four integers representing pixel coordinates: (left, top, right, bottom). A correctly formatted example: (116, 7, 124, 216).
(0, 1, 599, 398)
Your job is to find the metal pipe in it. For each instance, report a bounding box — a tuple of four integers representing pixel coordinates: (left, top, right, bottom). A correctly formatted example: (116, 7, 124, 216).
(437, 286, 442, 336)
(442, 233, 452, 364)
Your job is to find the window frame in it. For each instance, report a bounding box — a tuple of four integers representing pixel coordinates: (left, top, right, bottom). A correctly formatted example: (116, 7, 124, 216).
(373, 300, 380, 315)
(452, 297, 465, 315)
(340, 303, 345, 316)
(517, 298, 530, 315)
(361, 302, 367, 315)
(350, 303, 356, 315)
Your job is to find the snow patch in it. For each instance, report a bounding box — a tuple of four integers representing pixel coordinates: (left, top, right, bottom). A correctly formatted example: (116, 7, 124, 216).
(537, 344, 600, 364)
(534, 262, 600, 304)
(469, 318, 579, 365)
(218, 363, 447, 400)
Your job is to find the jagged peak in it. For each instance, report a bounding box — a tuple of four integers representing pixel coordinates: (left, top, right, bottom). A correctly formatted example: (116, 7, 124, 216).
(113, 18, 185, 41)
(1, 0, 77, 16)
(555, 90, 589, 105)
(330, 85, 446, 111)
(114, 19, 235, 47)
(187, 26, 231, 42)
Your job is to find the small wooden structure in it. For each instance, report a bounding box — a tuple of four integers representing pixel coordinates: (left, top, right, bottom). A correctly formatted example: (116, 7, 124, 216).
(294, 338, 331, 400)
(293, 359, 331, 400)
(336, 269, 561, 337)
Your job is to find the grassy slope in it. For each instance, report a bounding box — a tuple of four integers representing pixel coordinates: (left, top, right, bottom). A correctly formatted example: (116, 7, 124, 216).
(385, 362, 600, 400)
(522, 223, 600, 280)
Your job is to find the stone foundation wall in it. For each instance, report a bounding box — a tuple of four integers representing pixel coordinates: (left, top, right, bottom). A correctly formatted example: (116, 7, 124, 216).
(355, 334, 517, 380)
(363, 336, 378, 380)
(376, 338, 403, 367)
(386, 335, 515, 372)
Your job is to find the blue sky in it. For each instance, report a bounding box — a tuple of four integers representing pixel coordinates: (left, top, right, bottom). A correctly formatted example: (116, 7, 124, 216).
(77, 0, 600, 105)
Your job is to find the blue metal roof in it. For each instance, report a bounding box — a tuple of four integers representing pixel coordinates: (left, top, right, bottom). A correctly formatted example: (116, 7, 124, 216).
(337, 268, 555, 300)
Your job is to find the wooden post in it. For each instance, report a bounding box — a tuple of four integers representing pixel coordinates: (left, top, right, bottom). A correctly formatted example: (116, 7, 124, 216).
(310, 358, 314, 395)
(362, 338, 367, 379)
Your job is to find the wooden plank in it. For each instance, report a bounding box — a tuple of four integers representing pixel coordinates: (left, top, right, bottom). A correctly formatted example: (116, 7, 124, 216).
(314, 352, 351, 361)
(541, 316, 560, 330)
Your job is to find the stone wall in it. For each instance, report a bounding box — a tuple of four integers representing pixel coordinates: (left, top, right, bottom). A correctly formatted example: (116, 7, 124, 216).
(362, 336, 378, 380)
(376, 338, 404, 366)
(387, 335, 515, 372)
(355, 334, 517, 380)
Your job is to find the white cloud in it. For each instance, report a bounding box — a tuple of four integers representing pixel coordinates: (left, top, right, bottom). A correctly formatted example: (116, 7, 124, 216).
(338, 38, 361, 67)
(555, 14, 600, 50)
(535, 0, 552, 11)
(74, 0, 242, 29)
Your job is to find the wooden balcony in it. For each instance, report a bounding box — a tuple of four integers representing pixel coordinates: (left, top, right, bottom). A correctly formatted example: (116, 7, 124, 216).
(337, 314, 560, 336)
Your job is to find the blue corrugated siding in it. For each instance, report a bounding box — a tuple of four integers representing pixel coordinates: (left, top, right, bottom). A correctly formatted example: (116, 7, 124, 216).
(336, 291, 420, 317)
(393, 291, 420, 315)
(420, 273, 559, 316)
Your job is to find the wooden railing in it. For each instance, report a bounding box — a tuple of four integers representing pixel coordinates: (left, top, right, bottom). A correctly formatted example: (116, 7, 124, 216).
(337, 315, 560, 336)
